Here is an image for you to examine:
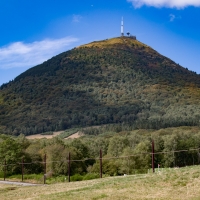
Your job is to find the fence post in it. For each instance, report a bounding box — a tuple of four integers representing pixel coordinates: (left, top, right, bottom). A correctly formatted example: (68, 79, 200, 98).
(21, 158, 24, 182)
(4, 160, 6, 181)
(68, 152, 71, 182)
(152, 140, 155, 173)
(100, 149, 102, 178)
(44, 154, 46, 184)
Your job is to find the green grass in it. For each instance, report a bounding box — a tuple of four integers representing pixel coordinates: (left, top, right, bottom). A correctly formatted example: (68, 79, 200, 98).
(1, 166, 200, 199)
(1, 173, 100, 185)
(0, 174, 44, 184)
(45, 173, 100, 184)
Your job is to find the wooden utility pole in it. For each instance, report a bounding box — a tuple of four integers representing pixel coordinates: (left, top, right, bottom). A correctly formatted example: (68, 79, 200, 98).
(44, 154, 47, 184)
(21, 158, 24, 182)
(68, 152, 71, 182)
(100, 149, 102, 178)
(4, 160, 6, 181)
(152, 140, 155, 173)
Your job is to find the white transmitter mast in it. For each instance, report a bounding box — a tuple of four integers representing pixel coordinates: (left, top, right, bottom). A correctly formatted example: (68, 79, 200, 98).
(121, 17, 124, 36)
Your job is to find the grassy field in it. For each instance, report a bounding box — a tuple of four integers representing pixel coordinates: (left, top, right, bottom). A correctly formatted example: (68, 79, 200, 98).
(1, 166, 200, 200)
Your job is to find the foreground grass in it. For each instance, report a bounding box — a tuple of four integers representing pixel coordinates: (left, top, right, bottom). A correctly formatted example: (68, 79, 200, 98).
(1, 166, 200, 199)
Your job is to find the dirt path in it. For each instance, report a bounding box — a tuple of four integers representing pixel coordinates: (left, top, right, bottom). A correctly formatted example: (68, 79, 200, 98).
(0, 180, 41, 186)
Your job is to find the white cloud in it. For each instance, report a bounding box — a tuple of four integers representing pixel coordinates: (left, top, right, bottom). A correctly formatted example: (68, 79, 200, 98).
(127, 0, 200, 8)
(169, 14, 176, 21)
(72, 15, 82, 23)
(0, 37, 78, 69)
(169, 14, 182, 22)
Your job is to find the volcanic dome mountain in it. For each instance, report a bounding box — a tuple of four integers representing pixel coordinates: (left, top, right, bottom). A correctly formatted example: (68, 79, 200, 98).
(1, 37, 200, 135)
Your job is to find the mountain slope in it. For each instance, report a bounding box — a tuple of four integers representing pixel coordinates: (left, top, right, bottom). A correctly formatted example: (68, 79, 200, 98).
(0, 37, 200, 135)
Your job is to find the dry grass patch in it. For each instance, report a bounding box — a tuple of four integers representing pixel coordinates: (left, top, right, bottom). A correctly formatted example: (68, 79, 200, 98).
(26, 131, 63, 139)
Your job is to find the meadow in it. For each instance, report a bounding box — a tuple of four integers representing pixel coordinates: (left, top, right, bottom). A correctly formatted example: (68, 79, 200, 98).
(1, 165, 200, 200)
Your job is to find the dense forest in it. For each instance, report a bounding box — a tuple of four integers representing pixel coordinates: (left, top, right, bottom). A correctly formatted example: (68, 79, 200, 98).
(1, 126, 200, 178)
(0, 37, 200, 135)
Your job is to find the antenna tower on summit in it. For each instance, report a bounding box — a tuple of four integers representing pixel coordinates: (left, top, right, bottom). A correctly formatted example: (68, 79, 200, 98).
(121, 17, 124, 36)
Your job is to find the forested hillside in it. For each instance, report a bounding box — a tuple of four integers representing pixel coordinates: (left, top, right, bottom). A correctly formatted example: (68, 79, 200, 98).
(0, 37, 200, 135)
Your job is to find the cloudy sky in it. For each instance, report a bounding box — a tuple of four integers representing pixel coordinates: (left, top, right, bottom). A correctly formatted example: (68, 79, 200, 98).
(0, 0, 200, 85)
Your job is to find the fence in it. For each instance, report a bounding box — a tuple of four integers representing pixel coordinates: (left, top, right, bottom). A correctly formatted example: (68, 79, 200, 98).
(1, 141, 200, 184)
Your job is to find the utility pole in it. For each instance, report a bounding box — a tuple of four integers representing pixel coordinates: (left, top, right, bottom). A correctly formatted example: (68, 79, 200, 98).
(100, 149, 102, 178)
(68, 152, 71, 182)
(152, 140, 155, 173)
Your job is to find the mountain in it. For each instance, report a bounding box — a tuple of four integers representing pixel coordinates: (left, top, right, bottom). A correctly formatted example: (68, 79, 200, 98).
(1, 37, 200, 135)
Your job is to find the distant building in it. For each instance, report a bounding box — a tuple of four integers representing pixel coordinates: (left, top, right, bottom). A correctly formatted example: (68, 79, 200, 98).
(130, 35, 136, 40)
(126, 32, 136, 40)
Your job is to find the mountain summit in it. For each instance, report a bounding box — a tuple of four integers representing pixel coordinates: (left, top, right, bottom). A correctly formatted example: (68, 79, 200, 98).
(1, 37, 200, 135)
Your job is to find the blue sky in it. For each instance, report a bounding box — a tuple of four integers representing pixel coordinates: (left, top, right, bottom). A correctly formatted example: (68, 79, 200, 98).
(0, 0, 200, 85)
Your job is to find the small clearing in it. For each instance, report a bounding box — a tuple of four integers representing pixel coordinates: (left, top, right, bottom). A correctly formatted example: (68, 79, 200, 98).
(26, 131, 63, 140)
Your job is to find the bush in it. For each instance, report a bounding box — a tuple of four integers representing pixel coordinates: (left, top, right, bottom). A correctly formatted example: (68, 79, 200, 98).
(71, 174, 83, 181)
(0, 171, 4, 178)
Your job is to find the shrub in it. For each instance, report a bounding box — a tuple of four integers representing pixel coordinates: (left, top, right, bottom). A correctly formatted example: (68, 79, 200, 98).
(71, 174, 83, 181)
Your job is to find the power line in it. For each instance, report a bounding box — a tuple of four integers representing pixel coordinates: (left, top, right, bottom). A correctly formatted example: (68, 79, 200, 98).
(0, 147, 199, 166)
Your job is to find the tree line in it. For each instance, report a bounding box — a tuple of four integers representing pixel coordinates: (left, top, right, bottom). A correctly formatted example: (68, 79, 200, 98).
(0, 126, 200, 178)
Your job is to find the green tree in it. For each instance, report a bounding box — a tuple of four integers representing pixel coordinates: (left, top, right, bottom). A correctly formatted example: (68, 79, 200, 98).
(0, 135, 24, 173)
(132, 141, 151, 173)
(107, 136, 129, 157)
